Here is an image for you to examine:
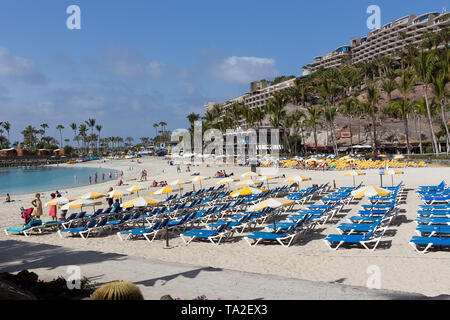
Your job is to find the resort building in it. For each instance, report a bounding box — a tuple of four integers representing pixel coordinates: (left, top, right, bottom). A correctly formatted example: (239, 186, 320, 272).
(208, 79, 296, 125)
(306, 11, 449, 72)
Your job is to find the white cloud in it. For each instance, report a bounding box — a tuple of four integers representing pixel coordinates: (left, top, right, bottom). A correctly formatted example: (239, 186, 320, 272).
(0, 46, 47, 84)
(209, 56, 279, 84)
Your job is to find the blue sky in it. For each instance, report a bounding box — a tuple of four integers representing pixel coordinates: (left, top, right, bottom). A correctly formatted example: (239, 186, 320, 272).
(0, 0, 447, 143)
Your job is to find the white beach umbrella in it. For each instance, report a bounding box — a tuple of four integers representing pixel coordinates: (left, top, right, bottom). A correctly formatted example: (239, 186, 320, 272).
(61, 199, 102, 212)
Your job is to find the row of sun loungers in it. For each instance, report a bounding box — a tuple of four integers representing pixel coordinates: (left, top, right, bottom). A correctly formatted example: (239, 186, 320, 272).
(323, 183, 403, 251)
(410, 181, 450, 253)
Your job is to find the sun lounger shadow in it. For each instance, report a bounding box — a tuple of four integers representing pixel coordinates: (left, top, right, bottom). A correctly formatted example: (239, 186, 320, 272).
(133, 267, 223, 288)
(0, 240, 127, 273)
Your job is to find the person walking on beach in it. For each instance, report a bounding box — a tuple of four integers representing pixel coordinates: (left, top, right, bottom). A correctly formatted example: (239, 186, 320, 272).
(48, 193, 57, 221)
(94, 173, 98, 184)
(109, 172, 112, 179)
(89, 175, 92, 185)
(31, 193, 43, 219)
(102, 172, 105, 182)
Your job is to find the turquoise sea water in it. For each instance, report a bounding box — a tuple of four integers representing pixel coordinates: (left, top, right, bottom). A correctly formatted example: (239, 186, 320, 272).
(0, 166, 118, 196)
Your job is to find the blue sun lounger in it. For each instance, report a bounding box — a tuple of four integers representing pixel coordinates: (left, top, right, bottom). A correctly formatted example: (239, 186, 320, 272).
(418, 204, 450, 211)
(180, 222, 232, 246)
(323, 227, 387, 251)
(415, 225, 450, 237)
(4, 219, 43, 237)
(245, 222, 304, 247)
(417, 210, 450, 217)
(116, 220, 163, 241)
(414, 217, 450, 225)
(410, 236, 450, 253)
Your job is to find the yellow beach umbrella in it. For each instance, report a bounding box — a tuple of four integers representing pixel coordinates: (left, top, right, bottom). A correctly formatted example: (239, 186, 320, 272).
(344, 170, 366, 187)
(79, 192, 105, 200)
(45, 197, 75, 207)
(351, 185, 392, 199)
(230, 187, 267, 198)
(385, 169, 404, 187)
(122, 197, 160, 209)
(108, 189, 131, 198)
(250, 198, 294, 212)
(151, 187, 175, 198)
(61, 199, 102, 211)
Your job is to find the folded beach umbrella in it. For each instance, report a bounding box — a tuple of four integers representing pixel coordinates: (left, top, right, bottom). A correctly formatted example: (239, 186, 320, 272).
(45, 196, 75, 207)
(344, 170, 366, 187)
(351, 185, 392, 199)
(122, 197, 160, 209)
(230, 187, 268, 198)
(108, 189, 131, 198)
(286, 176, 311, 183)
(61, 199, 102, 211)
(250, 198, 294, 212)
(241, 171, 259, 179)
(385, 169, 404, 187)
(79, 192, 106, 200)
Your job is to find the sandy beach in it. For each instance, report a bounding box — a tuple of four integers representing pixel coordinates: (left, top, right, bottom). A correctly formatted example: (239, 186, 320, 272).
(1, 157, 449, 298)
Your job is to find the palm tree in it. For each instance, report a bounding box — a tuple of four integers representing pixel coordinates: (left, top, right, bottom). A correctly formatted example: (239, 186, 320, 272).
(21, 125, 39, 150)
(1, 121, 10, 143)
(366, 84, 380, 154)
(340, 97, 357, 152)
(95, 125, 102, 154)
(187, 113, 200, 137)
(306, 106, 322, 153)
(413, 51, 439, 154)
(85, 119, 96, 136)
(40, 123, 49, 139)
(78, 124, 88, 154)
(153, 123, 159, 138)
(381, 79, 397, 103)
(395, 69, 416, 154)
(430, 69, 450, 153)
(125, 137, 134, 147)
(230, 102, 242, 128)
(56, 125, 65, 148)
(318, 76, 339, 156)
(69, 123, 78, 149)
(159, 121, 167, 136)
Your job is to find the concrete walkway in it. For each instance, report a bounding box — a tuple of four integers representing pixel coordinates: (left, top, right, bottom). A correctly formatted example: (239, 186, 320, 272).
(0, 239, 442, 300)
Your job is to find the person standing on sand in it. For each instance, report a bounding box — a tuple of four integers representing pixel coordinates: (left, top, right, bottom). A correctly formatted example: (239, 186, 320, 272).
(31, 193, 43, 219)
(48, 193, 57, 221)
(89, 175, 92, 185)
(102, 172, 105, 182)
(94, 173, 98, 184)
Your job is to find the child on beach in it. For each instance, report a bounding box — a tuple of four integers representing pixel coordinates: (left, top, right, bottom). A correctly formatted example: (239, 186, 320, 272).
(5, 193, 12, 203)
